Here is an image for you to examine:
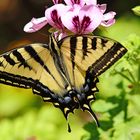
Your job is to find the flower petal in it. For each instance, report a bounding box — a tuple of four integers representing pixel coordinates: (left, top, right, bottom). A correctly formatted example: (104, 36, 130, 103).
(101, 18, 116, 27)
(61, 9, 78, 33)
(61, 4, 84, 33)
(52, 0, 62, 4)
(100, 11, 116, 27)
(61, 4, 103, 34)
(64, 0, 85, 6)
(79, 5, 103, 33)
(85, 0, 97, 5)
(98, 4, 107, 13)
(103, 11, 116, 20)
(68, 4, 81, 13)
(24, 17, 48, 33)
(45, 4, 69, 30)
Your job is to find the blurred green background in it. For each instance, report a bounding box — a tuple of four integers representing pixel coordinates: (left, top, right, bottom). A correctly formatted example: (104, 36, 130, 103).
(0, 0, 140, 140)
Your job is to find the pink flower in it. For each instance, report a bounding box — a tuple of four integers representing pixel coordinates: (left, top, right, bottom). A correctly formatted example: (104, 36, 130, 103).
(64, 0, 85, 6)
(101, 11, 116, 27)
(61, 4, 103, 34)
(45, 4, 69, 31)
(97, 4, 116, 27)
(23, 0, 116, 39)
(98, 4, 107, 13)
(52, 0, 63, 4)
(24, 17, 48, 33)
(84, 0, 97, 5)
(85, 1, 116, 27)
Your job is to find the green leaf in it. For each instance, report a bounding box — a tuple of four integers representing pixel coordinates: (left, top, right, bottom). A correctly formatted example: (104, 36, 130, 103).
(112, 117, 140, 140)
(92, 100, 117, 113)
(128, 94, 140, 116)
(132, 6, 140, 16)
(82, 123, 100, 140)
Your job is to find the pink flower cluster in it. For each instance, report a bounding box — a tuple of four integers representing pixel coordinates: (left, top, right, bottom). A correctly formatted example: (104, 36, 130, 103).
(24, 0, 116, 39)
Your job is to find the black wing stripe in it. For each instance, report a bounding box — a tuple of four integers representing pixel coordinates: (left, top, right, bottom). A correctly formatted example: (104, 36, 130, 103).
(89, 43, 127, 76)
(0, 61, 4, 67)
(33, 81, 54, 97)
(50, 38, 71, 88)
(51, 38, 66, 75)
(0, 71, 35, 88)
(24, 45, 63, 87)
(82, 37, 88, 60)
(91, 38, 97, 50)
(3, 54, 16, 66)
(12, 50, 32, 70)
(24, 46, 51, 75)
(70, 37, 77, 69)
(101, 39, 108, 46)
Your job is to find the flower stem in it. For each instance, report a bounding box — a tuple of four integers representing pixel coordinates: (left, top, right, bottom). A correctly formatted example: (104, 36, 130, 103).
(127, 69, 137, 83)
(114, 70, 134, 83)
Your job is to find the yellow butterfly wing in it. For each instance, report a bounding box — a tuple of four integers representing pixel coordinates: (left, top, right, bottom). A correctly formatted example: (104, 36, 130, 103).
(59, 35, 127, 91)
(0, 44, 67, 95)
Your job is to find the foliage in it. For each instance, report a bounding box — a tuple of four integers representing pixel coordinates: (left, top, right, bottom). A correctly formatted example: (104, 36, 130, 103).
(132, 6, 140, 16)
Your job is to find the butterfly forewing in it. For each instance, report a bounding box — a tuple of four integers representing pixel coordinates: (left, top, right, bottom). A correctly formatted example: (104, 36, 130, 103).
(0, 44, 46, 88)
(59, 35, 127, 85)
(0, 44, 67, 93)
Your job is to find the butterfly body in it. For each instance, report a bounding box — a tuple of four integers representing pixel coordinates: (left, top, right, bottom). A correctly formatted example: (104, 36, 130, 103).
(0, 34, 127, 129)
